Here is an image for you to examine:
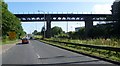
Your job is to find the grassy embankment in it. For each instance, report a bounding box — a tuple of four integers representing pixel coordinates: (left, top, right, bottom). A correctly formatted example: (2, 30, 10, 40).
(0, 37, 1, 45)
(34, 36, 120, 62)
(47, 38, 120, 48)
(1, 36, 21, 45)
(33, 35, 42, 39)
(1, 39, 20, 45)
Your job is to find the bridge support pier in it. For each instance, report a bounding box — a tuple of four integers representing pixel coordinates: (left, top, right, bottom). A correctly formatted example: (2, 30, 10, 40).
(46, 15, 51, 38)
(85, 17, 93, 38)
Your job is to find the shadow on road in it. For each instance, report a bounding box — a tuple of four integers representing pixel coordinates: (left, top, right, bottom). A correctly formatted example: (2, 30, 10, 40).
(16, 43, 23, 45)
(16, 43, 29, 45)
(38, 56, 83, 60)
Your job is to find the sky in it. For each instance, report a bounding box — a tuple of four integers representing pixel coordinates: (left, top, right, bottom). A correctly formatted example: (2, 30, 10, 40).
(5, 0, 115, 34)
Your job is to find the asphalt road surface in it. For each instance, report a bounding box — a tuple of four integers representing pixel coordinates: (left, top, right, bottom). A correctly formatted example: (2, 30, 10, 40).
(2, 40, 113, 64)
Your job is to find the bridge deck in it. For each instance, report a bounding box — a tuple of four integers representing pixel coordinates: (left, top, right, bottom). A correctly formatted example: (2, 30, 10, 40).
(14, 14, 116, 22)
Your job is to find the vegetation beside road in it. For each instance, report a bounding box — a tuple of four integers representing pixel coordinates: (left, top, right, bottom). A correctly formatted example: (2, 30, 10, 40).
(33, 35, 120, 48)
(1, 1, 26, 43)
(0, 40, 2, 45)
(39, 39, 120, 63)
(33, 35, 42, 39)
(1, 39, 20, 45)
(45, 38, 120, 48)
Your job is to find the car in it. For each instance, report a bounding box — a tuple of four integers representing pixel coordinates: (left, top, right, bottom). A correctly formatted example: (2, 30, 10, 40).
(22, 38, 29, 44)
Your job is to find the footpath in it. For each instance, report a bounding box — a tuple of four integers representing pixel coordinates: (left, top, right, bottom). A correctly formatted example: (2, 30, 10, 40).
(0, 40, 21, 54)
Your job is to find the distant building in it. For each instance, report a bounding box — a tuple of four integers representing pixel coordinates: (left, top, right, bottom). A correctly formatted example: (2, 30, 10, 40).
(75, 27, 81, 32)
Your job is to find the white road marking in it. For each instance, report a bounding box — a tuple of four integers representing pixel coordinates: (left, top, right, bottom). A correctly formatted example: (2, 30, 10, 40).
(29, 43, 40, 59)
(29, 41, 43, 64)
(36, 53, 41, 59)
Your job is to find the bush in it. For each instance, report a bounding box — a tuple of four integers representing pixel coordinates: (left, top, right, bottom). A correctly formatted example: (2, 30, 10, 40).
(57, 33, 69, 38)
(2, 36, 8, 42)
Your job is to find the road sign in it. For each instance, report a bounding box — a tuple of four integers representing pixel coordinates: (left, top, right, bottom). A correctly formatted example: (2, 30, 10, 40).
(8, 32, 16, 40)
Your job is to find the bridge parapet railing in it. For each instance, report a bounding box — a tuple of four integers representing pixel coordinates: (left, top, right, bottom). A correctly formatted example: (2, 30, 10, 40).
(14, 12, 104, 14)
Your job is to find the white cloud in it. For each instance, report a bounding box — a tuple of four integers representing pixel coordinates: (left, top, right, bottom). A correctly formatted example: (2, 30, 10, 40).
(92, 4, 112, 14)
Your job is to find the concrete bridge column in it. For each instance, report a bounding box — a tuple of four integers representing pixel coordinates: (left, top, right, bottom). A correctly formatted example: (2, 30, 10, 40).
(46, 14, 51, 38)
(85, 17, 93, 38)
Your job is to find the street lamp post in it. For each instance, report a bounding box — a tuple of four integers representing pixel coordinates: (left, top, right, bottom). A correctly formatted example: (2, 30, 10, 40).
(38, 10, 45, 39)
(67, 12, 68, 33)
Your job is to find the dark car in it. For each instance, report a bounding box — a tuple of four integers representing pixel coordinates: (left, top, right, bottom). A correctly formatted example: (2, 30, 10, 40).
(22, 38, 29, 44)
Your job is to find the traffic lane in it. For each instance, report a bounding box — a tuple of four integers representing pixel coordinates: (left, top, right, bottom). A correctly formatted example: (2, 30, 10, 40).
(30, 40, 112, 64)
(30, 40, 85, 57)
(2, 42, 40, 64)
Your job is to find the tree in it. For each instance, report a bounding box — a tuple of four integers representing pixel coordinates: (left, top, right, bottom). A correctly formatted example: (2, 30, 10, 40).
(0, 7, 1, 37)
(36, 32, 41, 35)
(112, 1, 120, 38)
(78, 27, 85, 39)
(32, 30, 38, 35)
(1, 1, 25, 40)
(51, 26, 63, 37)
(40, 26, 45, 36)
(68, 31, 76, 39)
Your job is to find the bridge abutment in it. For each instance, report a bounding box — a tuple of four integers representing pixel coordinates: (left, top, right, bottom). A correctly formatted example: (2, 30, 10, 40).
(46, 15, 51, 38)
(85, 17, 93, 38)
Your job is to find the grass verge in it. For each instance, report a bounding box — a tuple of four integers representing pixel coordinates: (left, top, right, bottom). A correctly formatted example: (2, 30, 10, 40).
(1, 39, 20, 45)
(39, 39, 120, 64)
(46, 38, 120, 48)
